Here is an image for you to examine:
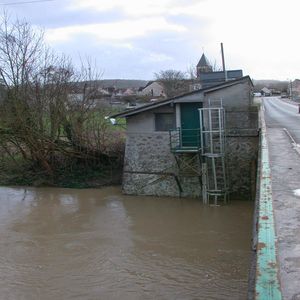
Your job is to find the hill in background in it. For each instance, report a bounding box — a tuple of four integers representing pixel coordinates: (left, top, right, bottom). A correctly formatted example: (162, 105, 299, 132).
(253, 79, 288, 92)
(97, 79, 148, 89)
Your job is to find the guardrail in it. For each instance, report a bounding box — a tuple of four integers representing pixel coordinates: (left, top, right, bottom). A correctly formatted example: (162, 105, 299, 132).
(169, 128, 201, 152)
(254, 108, 282, 299)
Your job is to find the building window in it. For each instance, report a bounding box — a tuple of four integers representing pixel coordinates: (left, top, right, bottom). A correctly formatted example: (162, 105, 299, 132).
(155, 113, 175, 131)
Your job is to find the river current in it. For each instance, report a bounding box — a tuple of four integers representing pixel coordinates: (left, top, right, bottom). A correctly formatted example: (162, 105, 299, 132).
(0, 186, 253, 299)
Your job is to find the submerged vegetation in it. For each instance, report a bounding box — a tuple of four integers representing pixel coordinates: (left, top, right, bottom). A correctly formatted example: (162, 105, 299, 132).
(0, 14, 125, 187)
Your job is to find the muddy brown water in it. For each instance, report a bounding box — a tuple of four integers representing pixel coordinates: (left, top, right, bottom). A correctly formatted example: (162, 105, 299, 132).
(0, 186, 253, 300)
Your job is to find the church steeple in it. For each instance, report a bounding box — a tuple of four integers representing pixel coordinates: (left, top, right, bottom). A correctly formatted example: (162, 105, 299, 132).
(196, 53, 212, 77)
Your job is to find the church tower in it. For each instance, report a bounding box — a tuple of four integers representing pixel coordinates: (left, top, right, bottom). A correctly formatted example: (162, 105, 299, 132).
(196, 53, 212, 78)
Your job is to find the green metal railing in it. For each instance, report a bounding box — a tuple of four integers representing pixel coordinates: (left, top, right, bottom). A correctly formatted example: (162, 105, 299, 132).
(169, 128, 201, 152)
(255, 109, 282, 299)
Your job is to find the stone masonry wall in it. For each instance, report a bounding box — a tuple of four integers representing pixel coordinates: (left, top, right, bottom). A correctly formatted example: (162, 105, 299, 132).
(123, 132, 178, 196)
(123, 132, 202, 197)
(122, 131, 258, 199)
(226, 135, 258, 200)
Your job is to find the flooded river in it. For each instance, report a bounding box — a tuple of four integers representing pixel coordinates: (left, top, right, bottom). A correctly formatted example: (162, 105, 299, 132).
(0, 186, 253, 300)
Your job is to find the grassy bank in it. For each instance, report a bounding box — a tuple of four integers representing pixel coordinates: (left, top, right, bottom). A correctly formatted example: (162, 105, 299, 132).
(0, 106, 126, 189)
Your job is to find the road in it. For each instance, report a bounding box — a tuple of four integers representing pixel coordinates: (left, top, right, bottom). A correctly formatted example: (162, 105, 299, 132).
(264, 96, 300, 143)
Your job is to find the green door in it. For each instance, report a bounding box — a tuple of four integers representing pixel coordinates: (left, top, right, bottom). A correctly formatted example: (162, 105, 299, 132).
(180, 102, 202, 147)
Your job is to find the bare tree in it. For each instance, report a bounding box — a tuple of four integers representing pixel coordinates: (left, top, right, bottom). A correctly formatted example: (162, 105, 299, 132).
(0, 13, 56, 173)
(186, 64, 197, 80)
(0, 14, 123, 179)
(154, 69, 189, 97)
(211, 59, 222, 72)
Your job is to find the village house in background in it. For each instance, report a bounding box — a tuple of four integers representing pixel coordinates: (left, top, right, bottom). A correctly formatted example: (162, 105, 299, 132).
(252, 79, 289, 98)
(66, 51, 250, 111)
(66, 79, 169, 109)
(138, 81, 166, 98)
(260, 87, 272, 97)
(66, 50, 247, 110)
(291, 79, 300, 101)
(66, 79, 149, 109)
(112, 75, 258, 203)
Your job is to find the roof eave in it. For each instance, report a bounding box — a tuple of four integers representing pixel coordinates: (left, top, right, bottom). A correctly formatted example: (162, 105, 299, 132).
(111, 76, 252, 118)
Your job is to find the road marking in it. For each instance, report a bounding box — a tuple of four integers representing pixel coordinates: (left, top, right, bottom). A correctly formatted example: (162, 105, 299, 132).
(283, 128, 300, 156)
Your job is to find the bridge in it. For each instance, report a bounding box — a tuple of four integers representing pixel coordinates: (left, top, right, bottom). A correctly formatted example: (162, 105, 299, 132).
(254, 96, 300, 299)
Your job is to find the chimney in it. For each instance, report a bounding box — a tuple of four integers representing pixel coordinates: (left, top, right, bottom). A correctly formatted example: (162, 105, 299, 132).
(221, 43, 227, 81)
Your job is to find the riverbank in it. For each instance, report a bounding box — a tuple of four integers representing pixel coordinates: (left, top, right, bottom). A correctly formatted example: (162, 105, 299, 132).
(0, 158, 122, 188)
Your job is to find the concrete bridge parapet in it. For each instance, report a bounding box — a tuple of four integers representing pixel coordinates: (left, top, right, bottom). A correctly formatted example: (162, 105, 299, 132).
(250, 108, 282, 299)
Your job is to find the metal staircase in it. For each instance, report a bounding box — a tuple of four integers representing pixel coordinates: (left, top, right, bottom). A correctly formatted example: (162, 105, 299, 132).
(168, 99, 228, 204)
(199, 100, 228, 204)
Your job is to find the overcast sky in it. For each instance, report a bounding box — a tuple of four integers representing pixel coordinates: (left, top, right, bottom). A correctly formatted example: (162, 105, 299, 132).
(3, 0, 300, 80)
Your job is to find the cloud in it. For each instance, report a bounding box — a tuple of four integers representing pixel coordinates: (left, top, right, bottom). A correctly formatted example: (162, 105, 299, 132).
(67, 0, 199, 17)
(45, 17, 186, 43)
(142, 52, 173, 63)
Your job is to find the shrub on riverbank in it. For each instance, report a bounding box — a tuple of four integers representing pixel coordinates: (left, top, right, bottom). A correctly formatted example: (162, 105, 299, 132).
(0, 120, 125, 188)
(0, 156, 123, 188)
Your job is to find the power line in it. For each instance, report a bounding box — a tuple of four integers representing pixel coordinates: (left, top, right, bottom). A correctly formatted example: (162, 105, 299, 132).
(0, 0, 55, 6)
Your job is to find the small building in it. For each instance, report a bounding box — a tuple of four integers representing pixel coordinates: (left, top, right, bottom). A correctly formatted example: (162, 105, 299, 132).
(261, 87, 272, 96)
(292, 79, 300, 91)
(112, 76, 258, 202)
(291, 79, 300, 101)
(139, 81, 166, 98)
(123, 88, 136, 96)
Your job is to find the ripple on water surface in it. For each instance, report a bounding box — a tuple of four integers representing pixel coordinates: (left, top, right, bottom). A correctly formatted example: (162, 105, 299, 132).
(0, 186, 253, 300)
